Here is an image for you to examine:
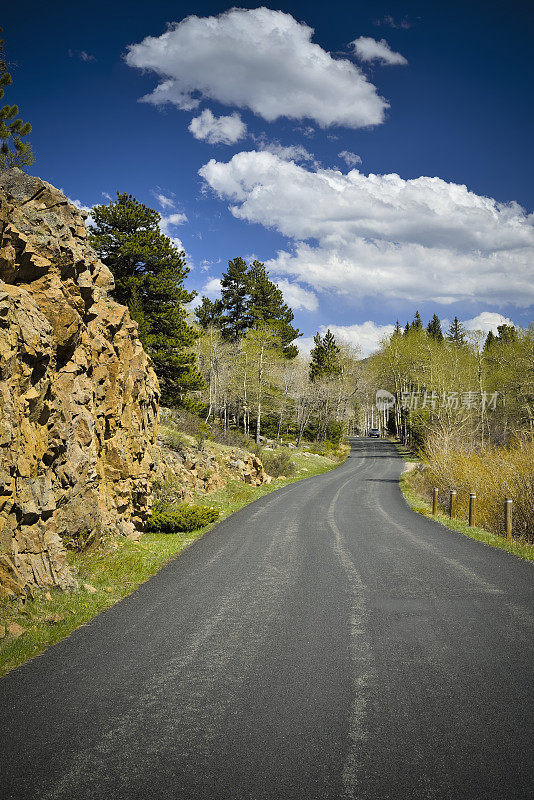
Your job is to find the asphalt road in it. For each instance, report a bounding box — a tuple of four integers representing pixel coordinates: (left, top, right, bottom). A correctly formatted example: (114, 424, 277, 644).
(1, 438, 533, 800)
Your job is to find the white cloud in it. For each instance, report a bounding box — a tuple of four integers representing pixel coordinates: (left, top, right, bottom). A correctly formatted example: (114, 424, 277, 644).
(375, 15, 412, 30)
(350, 37, 408, 65)
(255, 138, 318, 165)
(189, 109, 247, 145)
(201, 278, 223, 298)
(126, 8, 387, 128)
(102, 191, 112, 201)
(298, 321, 393, 357)
(338, 150, 362, 168)
(153, 191, 175, 210)
(276, 279, 318, 311)
(464, 312, 515, 336)
(320, 322, 395, 357)
(159, 212, 188, 238)
(297, 336, 315, 356)
(61, 190, 91, 213)
(169, 236, 185, 252)
(198, 151, 534, 307)
(68, 48, 96, 62)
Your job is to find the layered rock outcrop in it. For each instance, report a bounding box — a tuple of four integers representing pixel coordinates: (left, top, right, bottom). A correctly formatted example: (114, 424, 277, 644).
(0, 170, 159, 598)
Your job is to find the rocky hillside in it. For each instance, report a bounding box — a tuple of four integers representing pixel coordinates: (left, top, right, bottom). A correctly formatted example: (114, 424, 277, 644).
(0, 170, 160, 599)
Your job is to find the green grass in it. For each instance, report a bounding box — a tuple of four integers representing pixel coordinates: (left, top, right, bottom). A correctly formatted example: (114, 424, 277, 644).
(391, 439, 421, 462)
(0, 444, 347, 678)
(400, 472, 534, 562)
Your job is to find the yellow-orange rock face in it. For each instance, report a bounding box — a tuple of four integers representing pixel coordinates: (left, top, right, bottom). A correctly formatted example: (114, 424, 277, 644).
(0, 169, 160, 598)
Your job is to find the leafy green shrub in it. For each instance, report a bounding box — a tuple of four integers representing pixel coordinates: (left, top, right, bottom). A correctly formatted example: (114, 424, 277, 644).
(161, 426, 188, 454)
(147, 504, 219, 533)
(262, 450, 296, 477)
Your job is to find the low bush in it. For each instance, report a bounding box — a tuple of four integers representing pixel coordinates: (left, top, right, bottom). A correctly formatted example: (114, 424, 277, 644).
(160, 426, 188, 455)
(262, 449, 296, 477)
(147, 504, 220, 534)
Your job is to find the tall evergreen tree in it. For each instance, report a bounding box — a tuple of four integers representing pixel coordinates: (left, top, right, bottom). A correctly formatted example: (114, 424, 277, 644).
(426, 313, 444, 341)
(483, 330, 496, 350)
(309, 329, 341, 382)
(393, 320, 402, 336)
(411, 310, 424, 331)
(0, 29, 34, 170)
(220, 257, 250, 340)
(195, 296, 224, 329)
(246, 260, 300, 357)
(403, 321, 410, 336)
(89, 192, 202, 406)
(447, 316, 466, 344)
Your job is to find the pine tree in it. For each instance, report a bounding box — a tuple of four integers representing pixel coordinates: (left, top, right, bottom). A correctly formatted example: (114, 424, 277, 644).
(309, 329, 341, 382)
(403, 322, 410, 336)
(246, 260, 300, 357)
(411, 310, 423, 331)
(447, 316, 466, 344)
(426, 313, 444, 341)
(483, 330, 496, 350)
(496, 324, 517, 344)
(88, 192, 202, 406)
(220, 257, 250, 340)
(393, 320, 402, 336)
(195, 296, 224, 328)
(0, 29, 34, 170)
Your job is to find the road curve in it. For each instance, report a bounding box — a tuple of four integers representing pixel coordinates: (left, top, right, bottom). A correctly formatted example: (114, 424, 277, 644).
(1, 438, 533, 800)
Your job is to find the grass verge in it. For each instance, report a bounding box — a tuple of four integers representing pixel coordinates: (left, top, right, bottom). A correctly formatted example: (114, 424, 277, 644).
(390, 439, 421, 462)
(400, 470, 534, 562)
(0, 444, 347, 678)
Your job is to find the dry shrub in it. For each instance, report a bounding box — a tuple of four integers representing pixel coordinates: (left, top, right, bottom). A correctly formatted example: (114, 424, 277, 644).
(418, 434, 534, 542)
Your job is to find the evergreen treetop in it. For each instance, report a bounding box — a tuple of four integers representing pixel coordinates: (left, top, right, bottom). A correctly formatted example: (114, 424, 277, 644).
(411, 310, 424, 330)
(483, 330, 496, 350)
(89, 192, 202, 406)
(196, 257, 300, 356)
(0, 29, 34, 170)
(426, 313, 444, 342)
(220, 257, 250, 340)
(496, 324, 517, 344)
(309, 329, 341, 382)
(195, 296, 224, 329)
(447, 316, 466, 344)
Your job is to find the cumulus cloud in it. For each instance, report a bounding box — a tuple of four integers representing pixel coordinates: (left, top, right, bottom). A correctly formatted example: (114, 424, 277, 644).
(350, 37, 408, 65)
(126, 8, 387, 128)
(276, 279, 318, 311)
(201, 278, 223, 298)
(198, 151, 534, 307)
(338, 150, 362, 168)
(298, 321, 394, 357)
(320, 322, 395, 357)
(463, 312, 516, 336)
(189, 109, 247, 144)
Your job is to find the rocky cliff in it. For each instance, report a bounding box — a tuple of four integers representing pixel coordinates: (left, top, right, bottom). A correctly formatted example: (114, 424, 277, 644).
(0, 170, 160, 599)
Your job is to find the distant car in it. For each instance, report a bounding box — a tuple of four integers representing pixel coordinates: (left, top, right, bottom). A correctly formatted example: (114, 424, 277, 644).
(369, 428, 380, 438)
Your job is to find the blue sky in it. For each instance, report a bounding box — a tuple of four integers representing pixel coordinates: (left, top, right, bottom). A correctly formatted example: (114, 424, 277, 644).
(3, 0, 533, 354)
